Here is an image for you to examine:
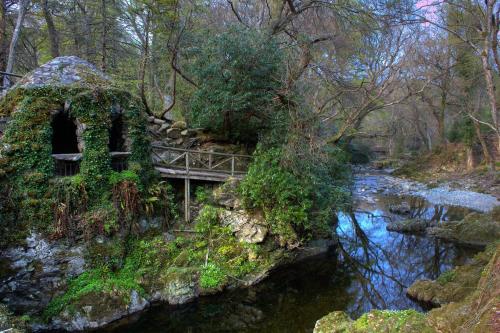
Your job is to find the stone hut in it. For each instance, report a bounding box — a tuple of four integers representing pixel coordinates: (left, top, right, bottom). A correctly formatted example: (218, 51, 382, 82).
(0, 56, 151, 175)
(0, 56, 153, 236)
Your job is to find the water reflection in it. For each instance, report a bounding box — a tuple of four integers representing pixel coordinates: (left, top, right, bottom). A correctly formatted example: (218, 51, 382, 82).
(336, 210, 473, 317)
(100, 175, 479, 333)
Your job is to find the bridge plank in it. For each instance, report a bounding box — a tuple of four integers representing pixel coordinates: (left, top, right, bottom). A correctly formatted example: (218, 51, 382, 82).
(155, 166, 244, 182)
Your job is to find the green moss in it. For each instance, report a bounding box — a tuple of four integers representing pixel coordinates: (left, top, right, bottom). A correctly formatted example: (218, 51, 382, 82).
(43, 265, 142, 321)
(200, 263, 226, 289)
(426, 244, 500, 333)
(0, 86, 155, 244)
(314, 310, 435, 333)
(86, 238, 126, 271)
(437, 270, 457, 285)
(408, 242, 497, 307)
(44, 209, 275, 319)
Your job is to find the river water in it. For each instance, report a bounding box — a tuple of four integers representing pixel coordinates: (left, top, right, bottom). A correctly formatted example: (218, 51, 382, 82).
(100, 171, 479, 333)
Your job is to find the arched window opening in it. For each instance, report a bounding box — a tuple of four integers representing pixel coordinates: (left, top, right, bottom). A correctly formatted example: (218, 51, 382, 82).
(109, 114, 128, 171)
(109, 115, 126, 152)
(52, 112, 80, 176)
(52, 112, 79, 154)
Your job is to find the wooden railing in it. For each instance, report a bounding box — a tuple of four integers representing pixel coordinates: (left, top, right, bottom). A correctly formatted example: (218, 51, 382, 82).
(151, 144, 252, 176)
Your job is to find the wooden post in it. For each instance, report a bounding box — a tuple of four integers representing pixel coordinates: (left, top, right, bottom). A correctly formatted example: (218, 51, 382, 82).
(231, 156, 235, 176)
(185, 152, 190, 222)
(184, 177, 190, 222)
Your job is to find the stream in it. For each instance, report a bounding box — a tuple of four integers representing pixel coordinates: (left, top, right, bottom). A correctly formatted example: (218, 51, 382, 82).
(99, 170, 480, 333)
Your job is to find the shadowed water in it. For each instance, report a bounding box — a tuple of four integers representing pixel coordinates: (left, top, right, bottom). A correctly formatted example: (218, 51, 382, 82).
(99, 173, 479, 333)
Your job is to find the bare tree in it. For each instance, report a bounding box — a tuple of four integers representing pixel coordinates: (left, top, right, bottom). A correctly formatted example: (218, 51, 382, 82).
(3, 0, 30, 88)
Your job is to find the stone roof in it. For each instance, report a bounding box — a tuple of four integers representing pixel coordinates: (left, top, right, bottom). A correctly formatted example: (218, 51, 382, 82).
(14, 56, 110, 88)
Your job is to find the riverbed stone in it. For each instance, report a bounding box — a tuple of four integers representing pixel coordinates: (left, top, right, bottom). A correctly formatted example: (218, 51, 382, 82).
(314, 311, 353, 333)
(171, 121, 187, 130)
(388, 202, 412, 215)
(386, 219, 432, 233)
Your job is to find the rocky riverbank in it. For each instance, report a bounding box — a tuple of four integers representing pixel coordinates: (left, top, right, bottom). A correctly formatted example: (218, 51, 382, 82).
(0, 177, 337, 332)
(314, 168, 500, 333)
(314, 243, 500, 333)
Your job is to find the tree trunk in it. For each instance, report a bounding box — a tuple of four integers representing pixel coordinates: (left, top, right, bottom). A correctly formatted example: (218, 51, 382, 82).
(472, 119, 494, 171)
(100, 0, 107, 72)
(481, 3, 500, 154)
(138, 25, 151, 116)
(466, 146, 475, 171)
(3, 0, 29, 88)
(436, 90, 447, 146)
(0, 0, 8, 78)
(42, 0, 59, 58)
(76, 1, 94, 61)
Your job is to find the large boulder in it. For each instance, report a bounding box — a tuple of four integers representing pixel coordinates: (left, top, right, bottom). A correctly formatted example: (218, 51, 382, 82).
(219, 210, 268, 244)
(407, 245, 493, 306)
(49, 289, 148, 331)
(150, 267, 199, 304)
(427, 211, 500, 247)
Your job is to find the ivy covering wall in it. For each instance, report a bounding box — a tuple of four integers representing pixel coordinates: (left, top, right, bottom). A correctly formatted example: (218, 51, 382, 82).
(0, 86, 157, 246)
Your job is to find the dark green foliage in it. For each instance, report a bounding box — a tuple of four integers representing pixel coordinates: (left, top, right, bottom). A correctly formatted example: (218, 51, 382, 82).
(240, 146, 351, 246)
(448, 116, 475, 146)
(188, 28, 284, 143)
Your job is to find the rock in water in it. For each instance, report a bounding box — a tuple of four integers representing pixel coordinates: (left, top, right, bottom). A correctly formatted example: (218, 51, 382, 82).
(386, 219, 432, 233)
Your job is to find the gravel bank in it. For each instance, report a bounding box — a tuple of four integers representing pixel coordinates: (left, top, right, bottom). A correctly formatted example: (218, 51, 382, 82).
(354, 167, 500, 213)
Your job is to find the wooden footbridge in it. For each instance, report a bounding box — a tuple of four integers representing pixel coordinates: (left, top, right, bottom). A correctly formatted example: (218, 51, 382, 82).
(151, 144, 252, 221)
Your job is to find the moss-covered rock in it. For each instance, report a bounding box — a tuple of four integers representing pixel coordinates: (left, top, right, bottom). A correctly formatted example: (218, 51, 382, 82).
(427, 211, 500, 246)
(50, 289, 148, 331)
(426, 244, 500, 333)
(386, 218, 431, 233)
(313, 310, 435, 333)
(151, 267, 199, 304)
(407, 246, 493, 306)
